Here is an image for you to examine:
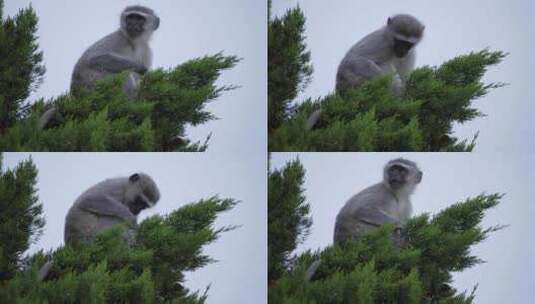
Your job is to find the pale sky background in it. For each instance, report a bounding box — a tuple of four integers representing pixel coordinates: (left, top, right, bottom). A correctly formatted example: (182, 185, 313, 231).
(4, 152, 266, 304)
(271, 152, 535, 303)
(4, 0, 266, 156)
(271, 0, 535, 153)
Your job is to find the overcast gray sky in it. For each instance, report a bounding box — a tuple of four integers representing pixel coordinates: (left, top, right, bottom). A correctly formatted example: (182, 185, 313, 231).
(271, 0, 535, 153)
(4, 152, 266, 303)
(271, 152, 535, 303)
(4, 0, 266, 155)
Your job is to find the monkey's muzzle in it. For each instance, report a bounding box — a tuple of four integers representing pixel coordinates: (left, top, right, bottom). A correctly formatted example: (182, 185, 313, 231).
(393, 38, 414, 58)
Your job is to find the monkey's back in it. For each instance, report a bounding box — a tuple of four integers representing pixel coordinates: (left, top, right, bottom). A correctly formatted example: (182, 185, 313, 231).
(64, 177, 131, 246)
(336, 28, 396, 92)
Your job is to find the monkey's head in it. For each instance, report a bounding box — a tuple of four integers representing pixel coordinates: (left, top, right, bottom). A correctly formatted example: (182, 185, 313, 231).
(386, 14, 424, 58)
(124, 173, 160, 215)
(121, 5, 160, 39)
(383, 158, 422, 193)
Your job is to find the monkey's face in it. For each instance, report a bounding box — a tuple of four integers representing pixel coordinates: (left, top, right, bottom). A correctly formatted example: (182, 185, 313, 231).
(125, 13, 147, 38)
(127, 195, 150, 215)
(124, 173, 159, 215)
(393, 38, 415, 58)
(387, 164, 409, 190)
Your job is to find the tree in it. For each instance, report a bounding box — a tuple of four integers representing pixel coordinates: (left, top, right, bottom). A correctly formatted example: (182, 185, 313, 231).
(268, 3, 506, 152)
(0, 0, 45, 133)
(268, 2, 313, 132)
(268, 163, 505, 304)
(0, 154, 239, 303)
(0, 154, 44, 281)
(0, 1, 239, 152)
(268, 156, 312, 284)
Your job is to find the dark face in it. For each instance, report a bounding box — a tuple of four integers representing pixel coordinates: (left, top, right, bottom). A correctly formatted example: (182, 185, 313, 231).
(393, 38, 415, 58)
(387, 164, 408, 190)
(125, 13, 146, 38)
(128, 195, 150, 215)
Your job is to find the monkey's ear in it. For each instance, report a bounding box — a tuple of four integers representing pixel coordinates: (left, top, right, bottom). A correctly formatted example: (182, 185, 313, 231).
(155, 17, 160, 30)
(416, 171, 423, 184)
(129, 173, 140, 182)
(387, 17, 392, 26)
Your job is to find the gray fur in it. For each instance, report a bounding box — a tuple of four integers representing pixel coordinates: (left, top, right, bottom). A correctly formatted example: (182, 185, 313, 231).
(305, 158, 422, 282)
(305, 109, 322, 130)
(336, 14, 423, 93)
(71, 5, 159, 96)
(334, 158, 422, 244)
(37, 260, 54, 281)
(306, 14, 424, 130)
(64, 173, 160, 246)
(304, 259, 321, 281)
(39, 6, 159, 129)
(38, 107, 56, 129)
(38, 173, 159, 281)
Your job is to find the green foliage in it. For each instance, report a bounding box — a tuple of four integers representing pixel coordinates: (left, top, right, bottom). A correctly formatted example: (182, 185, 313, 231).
(0, 53, 239, 151)
(0, 154, 44, 281)
(268, 4, 313, 131)
(0, 196, 238, 303)
(270, 50, 506, 151)
(269, 193, 504, 303)
(0, 0, 45, 132)
(268, 158, 312, 284)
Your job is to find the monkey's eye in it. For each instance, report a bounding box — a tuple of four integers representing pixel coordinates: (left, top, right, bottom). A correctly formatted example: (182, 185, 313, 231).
(389, 164, 405, 171)
(126, 13, 146, 22)
(389, 165, 408, 176)
(394, 38, 414, 50)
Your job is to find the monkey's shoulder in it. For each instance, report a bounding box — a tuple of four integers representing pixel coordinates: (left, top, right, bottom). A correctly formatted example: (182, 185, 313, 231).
(82, 31, 131, 59)
(341, 183, 394, 214)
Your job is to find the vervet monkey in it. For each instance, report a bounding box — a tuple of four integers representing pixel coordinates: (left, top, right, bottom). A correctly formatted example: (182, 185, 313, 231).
(38, 173, 159, 281)
(71, 5, 159, 97)
(306, 14, 424, 130)
(64, 173, 160, 246)
(334, 158, 422, 244)
(305, 158, 422, 281)
(39, 6, 160, 129)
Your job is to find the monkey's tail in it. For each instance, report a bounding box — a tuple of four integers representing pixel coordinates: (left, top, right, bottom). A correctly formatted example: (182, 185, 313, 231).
(37, 260, 54, 281)
(305, 109, 322, 131)
(304, 259, 322, 281)
(38, 107, 57, 130)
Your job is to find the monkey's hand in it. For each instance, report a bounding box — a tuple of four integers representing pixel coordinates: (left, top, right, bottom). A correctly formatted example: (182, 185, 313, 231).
(393, 224, 406, 248)
(391, 74, 404, 97)
(136, 65, 148, 74)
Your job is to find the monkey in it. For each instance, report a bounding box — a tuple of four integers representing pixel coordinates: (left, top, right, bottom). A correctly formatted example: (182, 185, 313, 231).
(334, 158, 422, 245)
(71, 5, 159, 97)
(39, 5, 160, 129)
(64, 172, 160, 247)
(305, 14, 425, 130)
(305, 158, 422, 281)
(38, 173, 159, 281)
(336, 14, 424, 94)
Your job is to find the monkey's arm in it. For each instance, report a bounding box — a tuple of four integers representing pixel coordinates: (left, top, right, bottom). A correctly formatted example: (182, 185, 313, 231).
(77, 196, 136, 225)
(336, 57, 386, 92)
(89, 53, 147, 74)
(356, 206, 401, 227)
